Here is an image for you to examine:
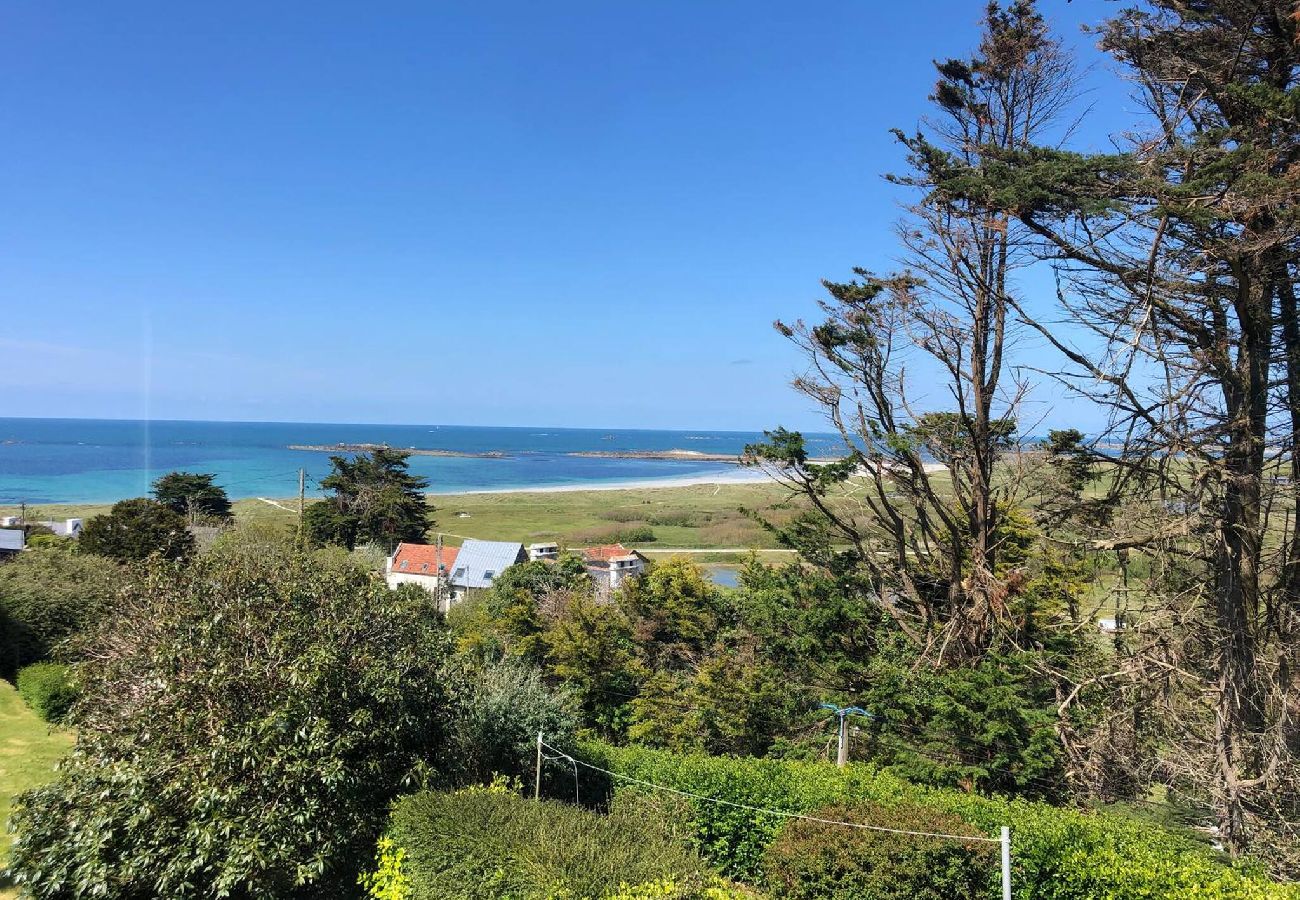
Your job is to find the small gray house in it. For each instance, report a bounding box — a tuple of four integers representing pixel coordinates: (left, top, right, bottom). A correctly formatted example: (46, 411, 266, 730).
(447, 539, 527, 605)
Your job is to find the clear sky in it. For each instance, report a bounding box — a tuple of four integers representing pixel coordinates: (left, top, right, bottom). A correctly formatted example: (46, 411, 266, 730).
(0, 1, 1130, 432)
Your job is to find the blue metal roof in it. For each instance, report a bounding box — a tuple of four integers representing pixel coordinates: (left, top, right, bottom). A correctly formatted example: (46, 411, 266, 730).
(450, 539, 525, 589)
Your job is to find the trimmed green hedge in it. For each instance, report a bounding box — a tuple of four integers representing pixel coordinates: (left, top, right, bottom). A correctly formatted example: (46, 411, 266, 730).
(16, 662, 77, 723)
(373, 787, 747, 900)
(764, 800, 993, 900)
(579, 742, 1299, 900)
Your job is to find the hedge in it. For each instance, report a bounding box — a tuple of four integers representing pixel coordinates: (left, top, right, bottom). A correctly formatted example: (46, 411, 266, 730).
(16, 662, 77, 723)
(577, 741, 1299, 900)
(370, 786, 751, 900)
(764, 800, 994, 900)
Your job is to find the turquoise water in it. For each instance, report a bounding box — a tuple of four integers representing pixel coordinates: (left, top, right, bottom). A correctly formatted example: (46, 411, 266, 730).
(0, 418, 840, 505)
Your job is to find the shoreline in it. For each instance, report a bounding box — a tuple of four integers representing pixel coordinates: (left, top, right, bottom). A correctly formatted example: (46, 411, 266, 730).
(0, 468, 781, 514)
(1, 462, 961, 511)
(426, 468, 774, 496)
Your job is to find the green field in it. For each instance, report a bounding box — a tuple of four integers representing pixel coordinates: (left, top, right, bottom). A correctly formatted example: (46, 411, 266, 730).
(1, 481, 803, 558)
(0, 681, 73, 898)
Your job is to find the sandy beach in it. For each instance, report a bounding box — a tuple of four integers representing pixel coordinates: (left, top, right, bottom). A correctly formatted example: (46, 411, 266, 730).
(428, 466, 775, 496)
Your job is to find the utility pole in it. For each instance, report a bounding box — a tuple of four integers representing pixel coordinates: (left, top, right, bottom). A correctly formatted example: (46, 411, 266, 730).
(820, 703, 870, 768)
(297, 469, 306, 545)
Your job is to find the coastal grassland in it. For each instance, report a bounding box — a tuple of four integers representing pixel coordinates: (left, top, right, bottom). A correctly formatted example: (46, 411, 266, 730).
(0, 680, 73, 898)
(1, 481, 804, 555)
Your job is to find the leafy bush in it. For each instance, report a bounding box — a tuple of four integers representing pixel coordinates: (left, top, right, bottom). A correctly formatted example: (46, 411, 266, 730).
(15, 662, 77, 723)
(579, 742, 1300, 899)
(7, 541, 456, 900)
(572, 523, 657, 544)
(381, 787, 719, 900)
(763, 801, 993, 900)
(79, 497, 195, 562)
(449, 655, 580, 785)
(646, 511, 710, 528)
(600, 508, 652, 523)
(0, 547, 121, 680)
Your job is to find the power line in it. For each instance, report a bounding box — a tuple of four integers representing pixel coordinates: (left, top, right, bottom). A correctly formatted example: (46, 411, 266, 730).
(538, 738, 1002, 845)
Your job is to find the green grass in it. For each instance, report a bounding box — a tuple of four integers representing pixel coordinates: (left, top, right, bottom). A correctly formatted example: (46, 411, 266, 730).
(0, 680, 73, 897)
(1, 482, 803, 553)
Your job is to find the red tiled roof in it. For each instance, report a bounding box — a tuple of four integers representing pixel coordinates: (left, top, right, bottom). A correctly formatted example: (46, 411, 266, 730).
(392, 543, 458, 576)
(580, 543, 637, 562)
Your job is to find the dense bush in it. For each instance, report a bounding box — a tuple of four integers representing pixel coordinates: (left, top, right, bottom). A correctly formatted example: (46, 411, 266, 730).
(375, 787, 736, 900)
(763, 801, 993, 900)
(0, 548, 121, 680)
(580, 742, 1300, 899)
(572, 522, 657, 544)
(646, 510, 710, 528)
(449, 655, 580, 785)
(78, 497, 195, 562)
(15, 662, 77, 723)
(7, 540, 456, 900)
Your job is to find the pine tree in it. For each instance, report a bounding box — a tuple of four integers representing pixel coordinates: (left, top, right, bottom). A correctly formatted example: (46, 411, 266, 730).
(304, 448, 432, 550)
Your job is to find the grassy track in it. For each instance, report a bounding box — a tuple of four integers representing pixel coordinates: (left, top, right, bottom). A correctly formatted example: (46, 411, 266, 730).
(0, 681, 73, 897)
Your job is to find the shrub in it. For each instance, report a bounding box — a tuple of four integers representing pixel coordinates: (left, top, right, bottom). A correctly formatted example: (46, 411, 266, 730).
(646, 510, 710, 528)
(79, 497, 195, 562)
(449, 656, 580, 785)
(600, 508, 650, 523)
(15, 662, 77, 723)
(572, 523, 657, 545)
(381, 788, 716, 900)
(7, 541, 456, 900)
(0, 548, 121, 680)
(763, 801, 993, 900)
(579, 742, 1300, 899)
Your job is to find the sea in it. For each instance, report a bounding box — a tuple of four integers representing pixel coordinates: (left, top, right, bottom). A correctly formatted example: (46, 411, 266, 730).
(0, 418, 841, 506)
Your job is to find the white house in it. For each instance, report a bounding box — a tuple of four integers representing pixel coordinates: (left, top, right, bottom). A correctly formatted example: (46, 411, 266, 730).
(386, 542, 459, 610)
(527, 542, 559, 561)
(581, 543, 647, 598)
(39, 518, 83, 538)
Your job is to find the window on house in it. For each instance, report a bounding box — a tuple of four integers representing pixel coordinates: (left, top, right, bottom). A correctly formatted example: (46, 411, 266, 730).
(399, 560, 408, 570)
(483, 570, 495, 580)
(453, 567, 466, 578)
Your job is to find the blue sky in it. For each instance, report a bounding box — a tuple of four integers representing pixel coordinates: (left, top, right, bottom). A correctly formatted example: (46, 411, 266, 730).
(0, 1, 1130, 432)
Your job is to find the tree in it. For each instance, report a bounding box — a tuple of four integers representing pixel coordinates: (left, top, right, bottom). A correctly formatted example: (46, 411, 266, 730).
(151, 471, 232, 522)
(543, 591, 639, 736)
(945, 0, 1300, 858)
(304, 448, 431, 550)
(78, 498, 195, 562)
(0, 549, 122, 680)
(747, 0, 1077, 663)
(7, 538, 456, 899)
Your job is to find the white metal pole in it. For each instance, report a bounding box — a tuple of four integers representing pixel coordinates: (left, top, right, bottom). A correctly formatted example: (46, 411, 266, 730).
(535, 731, 543, 801)
(1000, 825, 1012, 900)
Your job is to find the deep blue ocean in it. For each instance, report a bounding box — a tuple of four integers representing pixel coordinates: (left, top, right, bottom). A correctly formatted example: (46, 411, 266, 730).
(0, 418, 841, 505)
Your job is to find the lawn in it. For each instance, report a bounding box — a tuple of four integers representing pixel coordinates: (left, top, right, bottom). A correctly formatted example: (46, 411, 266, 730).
(0, 681, 73, 898)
